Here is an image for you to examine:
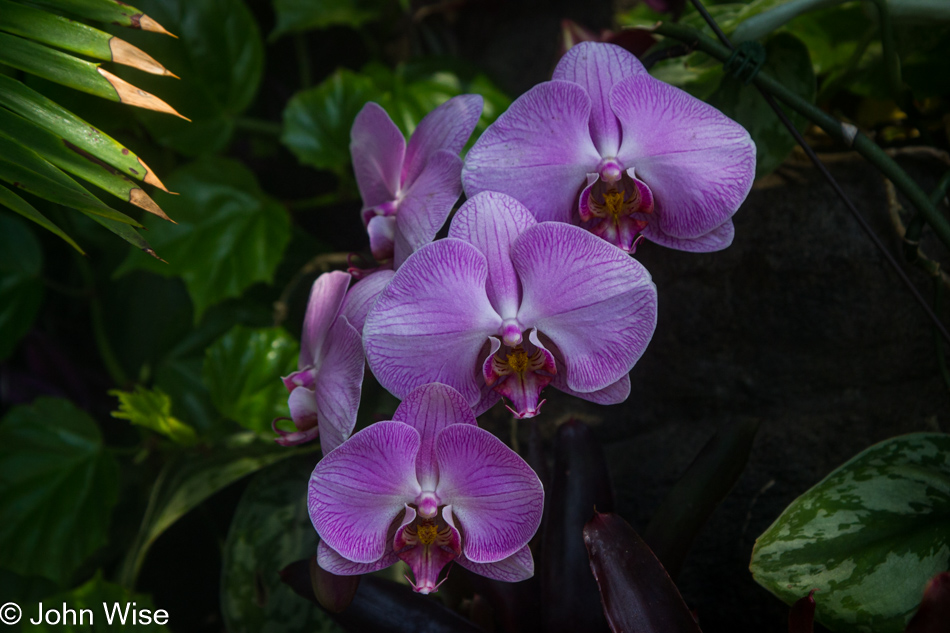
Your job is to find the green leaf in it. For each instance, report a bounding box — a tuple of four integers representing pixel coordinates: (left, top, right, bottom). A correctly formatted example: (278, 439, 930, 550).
(0, 213, 43, 360)
(281, 69, 376, 175)
(120, 434, 301, 586)
(272, 0, 393, 39)
(750, 432, 950, 633)
(281, 63, 510, 175)
(0, 0, 175, 76)
(29, 571, 170, 632)
(0, 107, 169, 221)
(0, 74, 170, 190)
(708, 32, 816, 178)
(117, 0, 264, 156)
(221, 457, 343, 633)
(109, 386, 199, 445)
(0, 132, 140, 225)
(0, 183, 82, 252)
(29, 0, 177, 35)
(115, 158, 291, 319)
(0, 398, 120, 582)
(203, 325, 298, 434)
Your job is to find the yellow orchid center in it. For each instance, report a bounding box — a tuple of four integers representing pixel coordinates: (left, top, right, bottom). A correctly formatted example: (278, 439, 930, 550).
(417, 523, 440, 546)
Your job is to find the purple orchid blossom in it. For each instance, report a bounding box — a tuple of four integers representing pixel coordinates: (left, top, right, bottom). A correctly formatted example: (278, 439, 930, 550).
(362, 191, 657, 419)
(278, 270, 391, 452)
(352, 94, 483, 269)
(462, 41, 756, 253)
(310, 382, 543, 593)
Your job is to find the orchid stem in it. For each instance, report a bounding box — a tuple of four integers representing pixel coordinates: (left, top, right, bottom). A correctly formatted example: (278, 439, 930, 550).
(652, 21, 950, 253)
(77, 256, 129, 388)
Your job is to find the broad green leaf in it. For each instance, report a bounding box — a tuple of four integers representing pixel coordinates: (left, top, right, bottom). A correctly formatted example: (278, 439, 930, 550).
(0, 398, 120, 582)
(0, 213, 43, 360)
(30, 571, 169, 632)
(282, 63, 510, 175)
(271, 0, 394, 39)
(120, 434, 301, 585)
(203, 325, 298, 434)
(117, 0, 264, 156)
(281, 69, 376, 175)
(751, 433, 950, 633)
(115, 158, 291, 318)
(708, 32, 816, 178)
(221, 457, 343, 633)
(0, 184, 81, 252)
(0, 107, 169, 220)
(0, 0, 175, 76)
(30, 0, 176, 35)
(0, 74, 169, 190)
(109, 386, 199, 445)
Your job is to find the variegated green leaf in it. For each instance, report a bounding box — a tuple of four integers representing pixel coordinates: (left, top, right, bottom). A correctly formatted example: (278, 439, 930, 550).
(750, 433, 950, 633)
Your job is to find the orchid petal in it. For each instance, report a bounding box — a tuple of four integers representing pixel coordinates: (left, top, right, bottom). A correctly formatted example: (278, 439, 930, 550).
(340, 269, 395, 335)
(513, 223, 657, 393)
(351, 102, 406, 212)
(273, 416, 321, 447)
(300, 271, 350, 367)
(287, 386, 319, 430)
(435, 424, 543, 564)
(312, 316, 365, 454)
(457, 544, 535, 582)
(391, 383, 477, 490)
(613, 75, 755, 238)
(642, 217, 735, 252)
(552, 370, 631, 405)
(462, 81, 601, 224)
(393, 149, 463, 268)
(367, 215, 396, 263)
(364, 239, 502, 406)
(553, 42, 647, 157)
(282, 366, 315, 393)
(317, 539, 398, 576)
(403, 94, 483, 186)
(309, 421, 422, 564)
(448, 191, 536, 319)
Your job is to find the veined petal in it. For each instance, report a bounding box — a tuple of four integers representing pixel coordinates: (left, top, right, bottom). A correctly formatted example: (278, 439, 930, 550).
(512, 223, 657, 393)
(448, 191, 537, 319)
(364, 239, 503, 406)
(393, 149, 463, 268)
(613, 75, 755, 238)
(392, 383, 477, 491)
(300, 271, 350, 368)
(403, 94, 483, 187)
(309, 421, 422, 564)
(462, 81, 601, 224)
(351, 102, 406, 212)
(435, 425, 543, 564)
(317, 539, 398, 576)
(642, 217, 735, 252)
(552, 370, 631, 404)
(552, 42, 647, 157)
(313, 317, 365, 454)
(340, 269, 395, 335)
(457, 544, 535, 582)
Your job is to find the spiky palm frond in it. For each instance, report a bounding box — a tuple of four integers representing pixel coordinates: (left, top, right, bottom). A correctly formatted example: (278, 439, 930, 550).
(0, 0, 184, 257)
